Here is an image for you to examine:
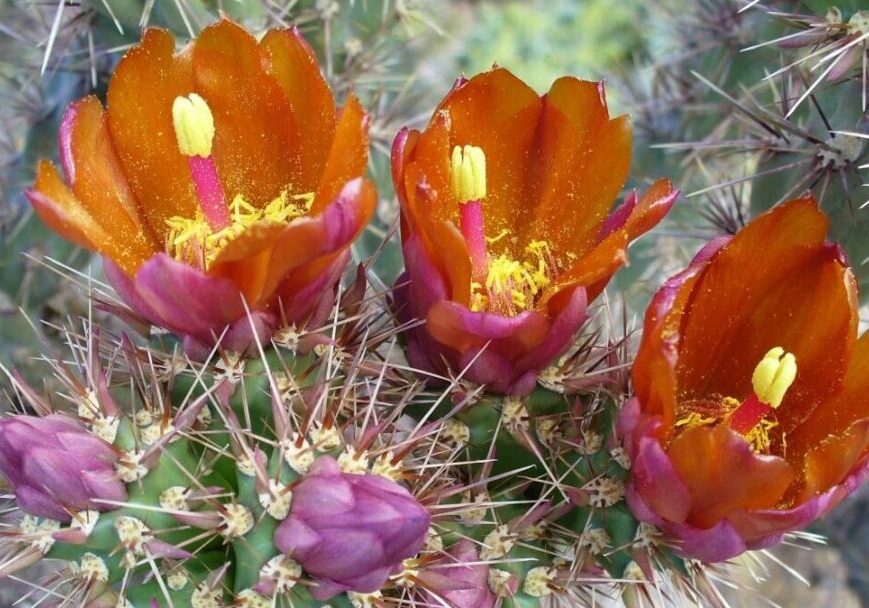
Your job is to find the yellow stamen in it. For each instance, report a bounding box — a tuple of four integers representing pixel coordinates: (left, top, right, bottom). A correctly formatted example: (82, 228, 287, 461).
(744, 418, 778, 453)
(751, 347, 797, 408)
(172, 93, 215, 158)
(675, 412, 717, 429)
(165, 189, 312, 268)
(469, 239, 555, 315)
(450, 145, 487, 202)
(486, 229, 510, 244)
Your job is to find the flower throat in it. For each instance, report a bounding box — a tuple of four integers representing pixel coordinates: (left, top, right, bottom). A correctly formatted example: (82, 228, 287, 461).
(165, 93, 313, 269)
(450, 144, 558, 316)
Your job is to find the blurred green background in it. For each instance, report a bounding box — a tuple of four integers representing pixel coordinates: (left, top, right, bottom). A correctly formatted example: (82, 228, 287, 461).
(0, 0, 867, 605)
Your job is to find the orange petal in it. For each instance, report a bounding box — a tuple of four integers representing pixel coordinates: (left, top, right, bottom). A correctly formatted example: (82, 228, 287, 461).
(667, 424, 794, 528)
(427, 221, 473, 306)
(526, 78, 631, 258)
(207, 221, 288, 303)
(106, 27, 198, 236)
(61, 96, 158, 264)
(193, 18, 302, 205)
(404, 110, 452, 224)
(621, 178, 678, 241)
(787, 330, 869, 479)
(632, 259, 709, 434)
(759, 252, 856, 433)
(795, 418, 869, 503)
(261, 26, 337, 192)
(312, 94, 368, 214)
(29, 162, 99, 250)
(676, 198, 852, 429)
(435, 68, 542, 245)
(261, 178, 375, 299)
(401, 159, 472, 305)
(396, 116, 474, 305)
(210, 178, 376, 306)
(539, 230, 628, 313)
(28, 162, 143, 275)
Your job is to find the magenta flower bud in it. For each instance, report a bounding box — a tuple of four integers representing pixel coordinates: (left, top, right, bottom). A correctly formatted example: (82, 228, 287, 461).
(0, 414, 127, 522)
(418, 539, 496, 608)
(274, 456, 430, 599)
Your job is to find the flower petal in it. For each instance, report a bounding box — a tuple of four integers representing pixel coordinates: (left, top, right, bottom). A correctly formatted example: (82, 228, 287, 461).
(793, 416, 869, 503)
(105, 254, 248, 345)
(312, 95, 367, 214)
(27, 162, 100, 251)
(527, 78, 631, 259)
(787, 330, 869, 465)
(540, 230, 627, 312)
(208, 177, 375, 306)
(106, 27, 198, 235)
(260, 26, 337, 192)
(626, 484, 750, 562)
(401, 156, 472, 305)
(59, 97, 158, 259)
(600, 178, 680, 243)
(435, 68, 542, 243)
(631, 253, 710, 432)
(193, 18, 301, 205)
(667, 424, 793, 528)
(677, 198, 855, 434)
(632, 435, 692, 523)
(27, 162, 148, 275)
(270, 250, 349, 327)
(427, 301, 550, 355)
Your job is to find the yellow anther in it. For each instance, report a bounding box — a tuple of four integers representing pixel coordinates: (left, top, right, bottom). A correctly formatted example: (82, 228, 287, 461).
(172, 93, 215, 157)
(525, 240, 550, 254)
(471, 241, 555, 316)
(165, 189, 312, 268)
(450, 145, 487, 202)
(674, 412, 716, 429)
(744, 419, 778, 453)
(751, 347, 797, 408)
(486, 229, 510, 244)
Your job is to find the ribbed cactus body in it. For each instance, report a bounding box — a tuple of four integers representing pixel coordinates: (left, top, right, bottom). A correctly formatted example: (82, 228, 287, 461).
(0, 327, 690, 607)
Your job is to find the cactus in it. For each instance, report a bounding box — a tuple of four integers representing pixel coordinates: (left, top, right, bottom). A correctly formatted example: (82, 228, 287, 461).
(626, 0, 868, 298)
(624, 1, 869, 601)
(0, 0, 437, 385)
(0, 291, 738, 607)
(1, 1, 868, 607)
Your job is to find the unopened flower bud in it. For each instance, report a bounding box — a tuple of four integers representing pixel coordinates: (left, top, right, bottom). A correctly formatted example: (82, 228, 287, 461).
(0, 415, 126, 521)
(274, 456, 429, 599)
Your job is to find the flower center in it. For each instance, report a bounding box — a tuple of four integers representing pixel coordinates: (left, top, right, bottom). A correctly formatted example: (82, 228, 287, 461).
(676, 347, 798, 452)
(167, 94, 313, 269)
(470, 240, 555, 315)
(450, 145, 558, 316)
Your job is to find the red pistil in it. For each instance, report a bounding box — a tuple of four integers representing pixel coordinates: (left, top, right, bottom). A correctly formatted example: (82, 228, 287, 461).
(728, 393, 772, 435)
(459, 200, 488, 280)
(188, 156, 231, 231)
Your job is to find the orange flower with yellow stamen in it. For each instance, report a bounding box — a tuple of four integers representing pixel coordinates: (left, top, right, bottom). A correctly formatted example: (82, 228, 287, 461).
(391, 68, 678, 394)
(619, 197, 869, 562)
(26, 19, 375, 357)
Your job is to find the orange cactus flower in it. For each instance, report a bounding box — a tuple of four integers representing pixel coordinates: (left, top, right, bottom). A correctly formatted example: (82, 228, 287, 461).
(620, 197, 869, 561)
(391, 68, 677, 394)
(26, 19, 375, 357)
